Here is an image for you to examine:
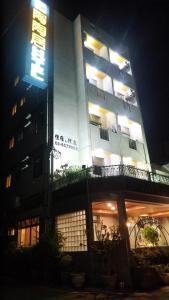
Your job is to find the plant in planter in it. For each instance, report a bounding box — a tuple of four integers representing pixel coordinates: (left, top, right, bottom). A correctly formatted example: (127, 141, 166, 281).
(31, 230, 64, 283)
(92, 240, 118, 288)
(71, 272, 86, 289)
(141, 225, 159, 246)
(59, 254, 72, 284)
(53, 165, 91, 183)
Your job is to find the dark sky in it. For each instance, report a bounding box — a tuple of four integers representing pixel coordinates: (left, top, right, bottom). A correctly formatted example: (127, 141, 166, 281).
(1, 0, 169, 162)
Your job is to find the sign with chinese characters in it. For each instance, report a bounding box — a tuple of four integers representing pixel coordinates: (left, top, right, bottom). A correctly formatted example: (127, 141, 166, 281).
(23, 0, 49, 89)
(54, 134, 78, 151)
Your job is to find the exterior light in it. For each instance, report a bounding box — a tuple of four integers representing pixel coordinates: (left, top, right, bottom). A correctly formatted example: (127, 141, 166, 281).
(118, 115, 128, 126)
(87, 35, 95, 45)
(93, 104, 100, 111)
(114, 80, 124, 91)
(89, 66, 98, 77)
(110, 50, 120, 63)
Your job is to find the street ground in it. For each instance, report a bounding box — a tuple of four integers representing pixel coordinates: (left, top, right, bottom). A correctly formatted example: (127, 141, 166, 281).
(1, 283, 169, 300)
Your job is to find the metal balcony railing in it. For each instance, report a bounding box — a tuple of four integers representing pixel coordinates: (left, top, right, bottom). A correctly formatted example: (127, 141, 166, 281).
(52, 165, 169, 190)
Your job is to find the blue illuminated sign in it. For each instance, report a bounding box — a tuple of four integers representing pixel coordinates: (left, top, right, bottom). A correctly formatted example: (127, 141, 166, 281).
(23, 0, 49, 89)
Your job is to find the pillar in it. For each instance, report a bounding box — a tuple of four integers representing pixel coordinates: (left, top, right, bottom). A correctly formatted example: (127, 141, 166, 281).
(116, 192, 132, 288)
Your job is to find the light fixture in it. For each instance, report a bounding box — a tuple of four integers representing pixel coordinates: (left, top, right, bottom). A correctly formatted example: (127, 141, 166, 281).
(118, 115, 128, 126)
(89, 65, 98, 78)
(107, 203, 112, 207)
(111, 206, 115, 211)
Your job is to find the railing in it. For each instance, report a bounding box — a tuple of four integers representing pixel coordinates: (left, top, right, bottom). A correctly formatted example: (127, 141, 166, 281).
(52, 165, 169, 190)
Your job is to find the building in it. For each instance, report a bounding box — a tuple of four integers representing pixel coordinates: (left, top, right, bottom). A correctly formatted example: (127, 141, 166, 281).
(2, 0, 169, 285)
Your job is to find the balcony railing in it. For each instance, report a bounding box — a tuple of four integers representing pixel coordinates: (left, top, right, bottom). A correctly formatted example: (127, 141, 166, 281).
(52, 165, 169, 190)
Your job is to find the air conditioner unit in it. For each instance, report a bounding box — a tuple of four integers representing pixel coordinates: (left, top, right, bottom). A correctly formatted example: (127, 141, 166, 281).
(89, 114, 101, 126)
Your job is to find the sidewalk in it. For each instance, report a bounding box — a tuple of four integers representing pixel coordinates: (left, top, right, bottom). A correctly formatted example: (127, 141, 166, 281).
(1, 284, 169, 300)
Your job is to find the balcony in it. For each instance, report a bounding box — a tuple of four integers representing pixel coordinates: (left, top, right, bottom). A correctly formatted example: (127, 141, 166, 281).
(52, 165, 169, 190)
(84, 33, 109, 61)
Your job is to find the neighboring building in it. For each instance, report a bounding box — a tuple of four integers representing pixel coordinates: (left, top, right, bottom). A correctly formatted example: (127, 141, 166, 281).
(2, 1, 169, 286)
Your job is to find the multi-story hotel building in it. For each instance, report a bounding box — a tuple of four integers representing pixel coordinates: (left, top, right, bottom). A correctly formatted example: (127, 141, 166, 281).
(2, 1, 169, 285)
(53, 13, 150, 172)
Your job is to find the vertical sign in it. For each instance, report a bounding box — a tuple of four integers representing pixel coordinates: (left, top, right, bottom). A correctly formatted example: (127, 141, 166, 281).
(23, 0, 49, 89)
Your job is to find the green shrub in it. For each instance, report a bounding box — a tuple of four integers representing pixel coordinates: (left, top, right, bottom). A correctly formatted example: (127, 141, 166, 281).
(131, 247, 169, 266)
(141, 225, 159, 246)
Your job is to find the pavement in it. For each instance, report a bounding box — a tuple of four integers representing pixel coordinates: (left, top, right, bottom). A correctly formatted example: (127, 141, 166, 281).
(1, 284, 169, 300)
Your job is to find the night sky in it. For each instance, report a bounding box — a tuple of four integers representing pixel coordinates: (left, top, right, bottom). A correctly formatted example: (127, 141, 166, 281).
(1, 0, 169, 162)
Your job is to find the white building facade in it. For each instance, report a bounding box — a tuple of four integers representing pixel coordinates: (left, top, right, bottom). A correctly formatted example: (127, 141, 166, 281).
(53, 12, 150, 173)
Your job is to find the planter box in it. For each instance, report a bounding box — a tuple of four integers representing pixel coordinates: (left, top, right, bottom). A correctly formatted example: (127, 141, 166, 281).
(71, 273, 85, 289)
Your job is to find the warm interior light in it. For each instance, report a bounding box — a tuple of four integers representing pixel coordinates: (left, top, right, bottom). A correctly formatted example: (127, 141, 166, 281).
(109, 49, 127, 68)
(140, 214, 149, 217)
(114, 80, 129, 95)
(107, 203, 112, 207)
(126, 222, 131, 228)
(111, 206, 115, 211)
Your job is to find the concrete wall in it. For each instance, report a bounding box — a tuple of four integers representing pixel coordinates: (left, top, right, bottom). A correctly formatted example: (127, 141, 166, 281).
(53, 12, 79, 170)
(73, 15, 92, 167)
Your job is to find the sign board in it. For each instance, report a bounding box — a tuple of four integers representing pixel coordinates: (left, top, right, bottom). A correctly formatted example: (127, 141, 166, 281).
(23, 0, 49, 89)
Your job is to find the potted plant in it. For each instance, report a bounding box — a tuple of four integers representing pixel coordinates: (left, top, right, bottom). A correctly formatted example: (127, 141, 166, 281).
(71, 272, 86, 289)
(92, 240, 118, 288)
(60, 254, 72, 284)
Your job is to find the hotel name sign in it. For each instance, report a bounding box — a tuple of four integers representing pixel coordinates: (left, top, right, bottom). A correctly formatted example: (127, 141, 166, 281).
(55, 134, 78, 151)
(23, 0, 49, 89)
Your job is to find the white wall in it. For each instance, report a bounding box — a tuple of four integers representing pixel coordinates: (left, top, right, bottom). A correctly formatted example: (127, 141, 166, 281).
(53, 12, 79, 170)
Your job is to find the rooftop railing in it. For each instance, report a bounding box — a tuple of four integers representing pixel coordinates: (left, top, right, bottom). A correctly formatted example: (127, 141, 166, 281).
(52, 165, 169, 190)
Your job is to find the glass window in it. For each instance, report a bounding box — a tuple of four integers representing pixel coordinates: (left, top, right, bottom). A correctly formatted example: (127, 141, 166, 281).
(6, 174, 12, 188)
(8, 228, 15, 236)
(125, 200, 169, 248)
(86, 64, 113, 94)
(17, 217, 39, 247)
(109, 49, 132, 75)
(11, 104, 17, 116)
(20, 97, 26, 107)
(9, 137, 15, 149)
(56, 210, 87, 252)
(92, 201, 119, 241)
(14, 75, 20, 87)
(84, 33, 109, 60)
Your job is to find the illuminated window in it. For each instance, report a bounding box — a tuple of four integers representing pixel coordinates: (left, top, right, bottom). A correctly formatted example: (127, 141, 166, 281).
(9, 137, 15, 149)
(8, 228, 15, 236)
(88, 102, 117, 131)
(11, 104, 17, 116)
(86, 64, 113, 94)
(20, 97, 26, 107)
(57, 211, 87, 252)
(109, 49, 132, 75)
(113, 80, 136, 105)
(17, 217, 39, 247)
(118, 115, 143, 142)
(6, 175, 12, 188)
(92, 201, 119, 241)
(84, 33, 108, 60)
(14, 75, 20, 87)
